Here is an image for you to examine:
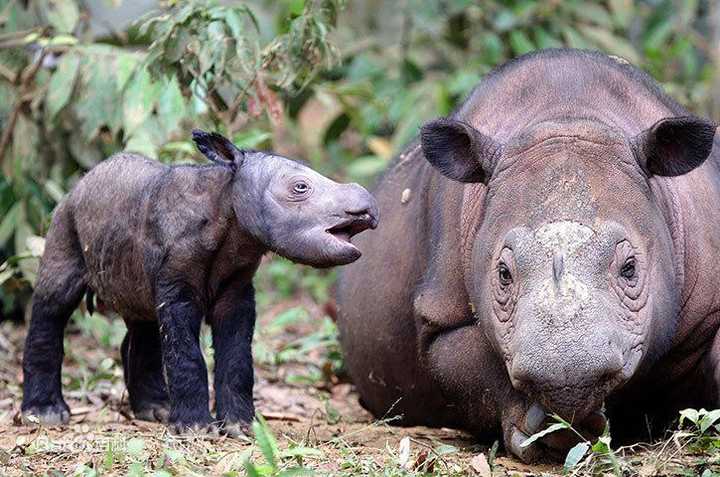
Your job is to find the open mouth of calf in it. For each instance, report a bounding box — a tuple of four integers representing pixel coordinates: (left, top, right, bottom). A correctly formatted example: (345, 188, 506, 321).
(326, 216, 374, 244)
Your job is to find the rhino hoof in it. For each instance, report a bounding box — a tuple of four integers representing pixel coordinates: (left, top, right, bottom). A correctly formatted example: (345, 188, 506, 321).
(221, 421, 253, 440)
(169, 420, 220, 437)
(22, 403, 71, 426)
(133, 403, 170, 423)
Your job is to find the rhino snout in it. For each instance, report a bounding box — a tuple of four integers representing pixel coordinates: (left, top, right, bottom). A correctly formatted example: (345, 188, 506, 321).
(341, 183, 379, 229)
(509, 344, 624, 421)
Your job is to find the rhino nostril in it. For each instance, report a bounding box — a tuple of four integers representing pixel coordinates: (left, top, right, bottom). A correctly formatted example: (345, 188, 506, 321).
(345, 208, 371, 217)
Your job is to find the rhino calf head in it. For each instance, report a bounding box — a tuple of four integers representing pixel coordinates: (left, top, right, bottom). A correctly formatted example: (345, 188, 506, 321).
(193, 130, 378, 267)
(422, 115, 716, 423)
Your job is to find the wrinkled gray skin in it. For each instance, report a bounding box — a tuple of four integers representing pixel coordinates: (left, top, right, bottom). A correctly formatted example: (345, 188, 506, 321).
(337, 49, 720, 462)
(21, 130, 377, 435)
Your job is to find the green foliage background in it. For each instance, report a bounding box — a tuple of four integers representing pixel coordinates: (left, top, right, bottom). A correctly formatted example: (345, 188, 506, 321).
(1, 0, 719, 316)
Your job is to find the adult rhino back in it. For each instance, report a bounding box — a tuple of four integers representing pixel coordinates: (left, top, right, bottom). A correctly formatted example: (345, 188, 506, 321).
(336, 49, 720, 462)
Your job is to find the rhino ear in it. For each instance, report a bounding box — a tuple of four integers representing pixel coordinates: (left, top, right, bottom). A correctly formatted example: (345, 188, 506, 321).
(420, 118, 501, 183)
(632, 116, 716, 177)
(192, 129, 245, 168)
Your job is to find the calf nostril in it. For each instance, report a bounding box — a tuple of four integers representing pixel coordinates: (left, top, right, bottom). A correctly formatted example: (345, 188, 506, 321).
(345, 208, 371, 217)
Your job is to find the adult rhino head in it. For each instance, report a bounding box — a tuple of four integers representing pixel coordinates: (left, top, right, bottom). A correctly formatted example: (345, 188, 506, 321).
(421, 114, 716, 453)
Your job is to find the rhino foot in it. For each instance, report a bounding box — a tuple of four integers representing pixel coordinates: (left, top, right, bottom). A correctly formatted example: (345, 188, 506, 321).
(21, 401, 71, 426)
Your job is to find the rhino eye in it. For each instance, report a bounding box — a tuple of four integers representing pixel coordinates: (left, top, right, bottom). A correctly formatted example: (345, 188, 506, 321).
(498, 262, 513, 286)
(620, 258, 636, 279)
(289, 179, 313, 199)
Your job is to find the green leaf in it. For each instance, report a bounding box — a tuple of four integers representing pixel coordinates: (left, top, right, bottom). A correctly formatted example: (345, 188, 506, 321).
(562, 26, 592, 49)
(570, 3, 613, 27)
(244, 461, 272, 477)
(116, 54, 140, 92)
(0, 202, 20, 248)
(276, 468, 315, 477)
(252, 415, 279, 469)
(125, 128, 158, 159)
(46, 53, 80, 120)
(643, 18, 674, 52)
(123, 68, 162, 136)
(127, 462, 145, 477)
(232, 129, 271, 149)
(564, 442, 589, 471)
(700, 409, 720, 434)
(493, 9, 517, 32)
(36, 34, 78, 47)
(520, 422, 568, 448)
(591, 435, 613, 454)
(578, 25, 639, 64)
(532, 27, 562, 49)
(433, 444, 459, 456)
(39, 0, 79, 33)
(346, 156, 386, 178)
(126, 437, 145, 457)
(509, 30, 534, 56)
(14, 213, 39, 286)
(680, 408, 701, 427)
(608, 0, 633, 28)
(103, 441, 115, 470)
(0, 265, 15, 287)
(75, 61, 121, 138)
(278, 447, 323, 459)
(157, 76, 186, 135)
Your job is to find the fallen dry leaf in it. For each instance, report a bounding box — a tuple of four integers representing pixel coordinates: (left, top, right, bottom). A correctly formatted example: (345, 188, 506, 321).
(470, 452, 492, 477)
(412, 449, 433, 473)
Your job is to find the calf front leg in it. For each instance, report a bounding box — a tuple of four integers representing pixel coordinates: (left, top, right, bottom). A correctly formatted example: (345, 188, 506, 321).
(210, 282, 256, 437)
(156, 283, 215, 433)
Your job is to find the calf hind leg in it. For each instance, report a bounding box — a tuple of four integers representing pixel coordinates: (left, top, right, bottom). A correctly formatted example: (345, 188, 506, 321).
(22, 214, 86, 425)
(121, 321, 170, 422)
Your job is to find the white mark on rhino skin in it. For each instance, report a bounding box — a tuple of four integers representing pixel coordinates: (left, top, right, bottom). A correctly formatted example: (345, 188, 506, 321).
(537, 275, 591, 309)
(401, 188, 412, 204)
(533, 221, 594, 312)
(533, 221, 594, 255)
(608, 54, 630, 65)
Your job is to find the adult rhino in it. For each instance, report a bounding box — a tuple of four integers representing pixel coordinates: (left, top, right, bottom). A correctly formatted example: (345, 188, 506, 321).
(337, 49, 720, 461)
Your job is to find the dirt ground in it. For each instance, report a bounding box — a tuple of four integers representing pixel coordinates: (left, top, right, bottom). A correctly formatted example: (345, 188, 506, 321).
(0, 301, 717, 476)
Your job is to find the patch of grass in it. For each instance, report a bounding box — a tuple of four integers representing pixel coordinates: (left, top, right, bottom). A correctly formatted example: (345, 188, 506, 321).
(523, 409, 720, 476)
(254, 258, 335, 307)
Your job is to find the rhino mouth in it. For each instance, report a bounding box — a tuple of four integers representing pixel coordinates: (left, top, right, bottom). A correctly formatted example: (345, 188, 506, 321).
(326, 215, 376, 248)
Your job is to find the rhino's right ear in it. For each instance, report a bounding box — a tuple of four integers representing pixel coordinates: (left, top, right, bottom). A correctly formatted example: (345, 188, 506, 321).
(420, 118, 502, 184)
(192, 129, 245, 169)
(632, 116, 716, 177)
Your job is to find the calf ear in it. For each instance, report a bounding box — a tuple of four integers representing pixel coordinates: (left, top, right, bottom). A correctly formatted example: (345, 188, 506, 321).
(191, 129, 245, 168)
(420, 118, 502, 183)
(632, 116, 716, 177)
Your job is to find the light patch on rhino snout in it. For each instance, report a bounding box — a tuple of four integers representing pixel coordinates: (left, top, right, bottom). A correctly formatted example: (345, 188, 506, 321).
(537, 274, 591, 309)
(534, 221, 594, 255)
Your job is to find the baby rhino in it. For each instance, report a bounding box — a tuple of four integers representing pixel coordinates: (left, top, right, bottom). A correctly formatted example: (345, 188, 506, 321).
(21, 130, 378, 436)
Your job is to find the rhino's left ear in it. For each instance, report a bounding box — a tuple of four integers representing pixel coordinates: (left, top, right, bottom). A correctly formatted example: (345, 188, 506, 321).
(192, 129, 245, 169)
(632, 116, 716, 177)
(420, 118, 502, 184)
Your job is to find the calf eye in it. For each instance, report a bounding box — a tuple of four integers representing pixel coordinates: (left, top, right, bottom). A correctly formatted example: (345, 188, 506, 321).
(620, 258, 636, 279)
(292, 181, 310, 195)
(498, 263, 513, 286)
